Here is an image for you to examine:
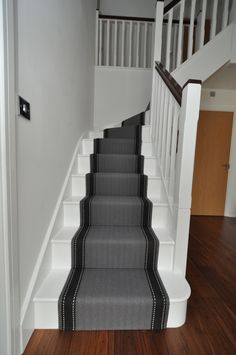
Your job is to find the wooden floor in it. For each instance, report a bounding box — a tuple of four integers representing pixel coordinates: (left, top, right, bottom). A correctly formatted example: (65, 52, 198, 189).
(23, 216, 236, 355)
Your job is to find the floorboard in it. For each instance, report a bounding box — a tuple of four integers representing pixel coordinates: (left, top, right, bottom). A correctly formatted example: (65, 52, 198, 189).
(23, 216, 236, 355)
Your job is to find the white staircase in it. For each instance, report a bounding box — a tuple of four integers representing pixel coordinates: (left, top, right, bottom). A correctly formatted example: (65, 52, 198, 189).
(32, 122, 191, 330)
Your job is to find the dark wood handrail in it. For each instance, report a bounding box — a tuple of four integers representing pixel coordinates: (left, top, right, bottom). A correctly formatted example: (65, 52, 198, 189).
(155, 62, 182, 105)
(164, 0, 181, 14)
(99, 14, 155, 23)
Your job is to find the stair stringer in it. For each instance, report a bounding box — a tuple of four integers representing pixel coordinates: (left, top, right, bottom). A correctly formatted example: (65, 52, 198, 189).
(20, 132, 87, 352)
(172, 23, 236, 86)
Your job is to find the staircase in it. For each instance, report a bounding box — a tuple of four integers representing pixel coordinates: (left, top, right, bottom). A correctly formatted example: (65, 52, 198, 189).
(33, 112, 191, 331)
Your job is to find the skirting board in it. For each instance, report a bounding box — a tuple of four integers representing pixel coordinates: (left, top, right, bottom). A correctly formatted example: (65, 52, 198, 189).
(20, 132, 87, 352)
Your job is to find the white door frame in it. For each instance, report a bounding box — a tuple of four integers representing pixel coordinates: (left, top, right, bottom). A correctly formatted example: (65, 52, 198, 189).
(0, 0, 20, 354)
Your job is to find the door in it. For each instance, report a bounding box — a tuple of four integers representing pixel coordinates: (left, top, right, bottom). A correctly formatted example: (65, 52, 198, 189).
(191, 111, 233, 216)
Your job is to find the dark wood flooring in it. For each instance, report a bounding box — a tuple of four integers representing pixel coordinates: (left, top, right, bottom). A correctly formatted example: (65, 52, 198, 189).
(23, 216, 236, 355)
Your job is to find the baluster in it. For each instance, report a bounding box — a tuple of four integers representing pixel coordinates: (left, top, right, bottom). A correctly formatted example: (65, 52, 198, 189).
(166, 10, 173, 71)
(164, 96, 173, 179)
(158, 83, 166, 157)
(99, 19, 103, 66)
(177, 0, 185, 67)
(161, 88, 170, 169)
(187, 0, 196, 58)
(114, 20, 118, 66)
(210, 0, 218, 39)
(106, 20, 110, 66)
(136, 22, 140, 68)
(143, 22, 148, 68)
(95, 11, 99, 65)
(199, 0, 207, 48)
(128, 22, 133, 67)
(168, 103, 179, 198)
(151, 23, 155, 67)
(121, 20, 125, 67)
(222, 0, 229, 29)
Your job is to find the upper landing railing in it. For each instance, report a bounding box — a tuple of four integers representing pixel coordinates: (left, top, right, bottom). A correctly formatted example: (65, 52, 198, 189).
(95, 12, 155, 68)
(161, 0, 230, 72)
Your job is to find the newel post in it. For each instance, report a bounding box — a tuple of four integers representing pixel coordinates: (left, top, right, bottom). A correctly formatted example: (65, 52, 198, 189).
(150, 0, 164, 130)
(173, 80, 202, 275)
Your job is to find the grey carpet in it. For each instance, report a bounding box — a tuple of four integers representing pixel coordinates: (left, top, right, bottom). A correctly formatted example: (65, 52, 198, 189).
(58, 112, 169, 331)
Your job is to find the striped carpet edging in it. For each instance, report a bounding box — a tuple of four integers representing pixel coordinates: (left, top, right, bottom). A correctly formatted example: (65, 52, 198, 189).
(58, 112, 169, 331)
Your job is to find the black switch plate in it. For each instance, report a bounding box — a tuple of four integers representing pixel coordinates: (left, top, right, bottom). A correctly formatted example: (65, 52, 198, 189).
(19, 96, 30, 120)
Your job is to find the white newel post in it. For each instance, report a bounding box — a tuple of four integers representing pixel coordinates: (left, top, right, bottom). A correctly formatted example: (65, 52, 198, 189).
(172, 81, 201, 275)
(150, 0, 164, 133)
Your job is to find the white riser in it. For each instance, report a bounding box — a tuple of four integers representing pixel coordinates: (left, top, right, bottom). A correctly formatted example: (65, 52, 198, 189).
(33, 269, 190, 329)
(77, 155, 158, 176)
(71, 175, 163, 199)
(88, 126, 151, 142)
(63, 199, 169, 229)
(82, 139, 153, 156)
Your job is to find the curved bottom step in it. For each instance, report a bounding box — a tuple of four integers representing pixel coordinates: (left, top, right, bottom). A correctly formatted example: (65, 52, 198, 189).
(33, 269, 190, 329)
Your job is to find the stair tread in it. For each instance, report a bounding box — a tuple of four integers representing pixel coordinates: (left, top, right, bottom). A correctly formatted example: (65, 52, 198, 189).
(34, 268, 190, 303)
(72, 172, 161, 180)
(52, 226, 174, 245)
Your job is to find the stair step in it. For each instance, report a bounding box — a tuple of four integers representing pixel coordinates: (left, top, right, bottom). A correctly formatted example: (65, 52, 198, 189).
(51, 226, 174, 270)
(63, 196, 170, 229)
(33, 269, 190, 329)
(77, 154, 159, 176)
(88, 125, 151, 142)
(82, 138, 153, 156)
(71, 173, 163, 199)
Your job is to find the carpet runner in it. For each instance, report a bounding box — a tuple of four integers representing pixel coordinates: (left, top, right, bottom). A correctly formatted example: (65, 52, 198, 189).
(58, 113, 169, 331)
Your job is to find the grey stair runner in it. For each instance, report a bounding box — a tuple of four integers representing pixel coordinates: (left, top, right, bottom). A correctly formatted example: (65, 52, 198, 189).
(58, 112, 169, 331)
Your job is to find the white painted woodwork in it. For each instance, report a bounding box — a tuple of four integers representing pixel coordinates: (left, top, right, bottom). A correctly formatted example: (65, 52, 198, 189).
(199, 0, 207, 49)
(222, 0, 229, 30)
(187, 0, 196, 58)
(97, 17, 155, 68)
(176, 0, 185, 67)
(165, 10, 173, 71)
(210, 0, 218, 40)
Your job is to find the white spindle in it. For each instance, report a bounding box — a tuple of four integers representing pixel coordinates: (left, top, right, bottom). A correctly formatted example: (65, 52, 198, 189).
(161, 87, 170, 167)
(128, 22, 133, 67)
(121, 21, 125, 67)
(187, 0, 196, 58)
(210, 0, 218, 39)
(114, 20, 118, 66)
(168, 103, 179, 197)
(143, 22, 148, 68)
(165, 10, 173, 71)
(106, 20, 110, 66)
(222, 0, 229, 29)
(99, 19, 102, 65)
(199, 0, 207, 48)
(136, 22, 140, 68)
(164, 96, 173, 179)
(177, 0, 185, 67)
(95, 11, 99, 65)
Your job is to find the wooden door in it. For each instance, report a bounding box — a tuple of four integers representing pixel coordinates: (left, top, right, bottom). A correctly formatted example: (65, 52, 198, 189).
(191, 111, 233, 216)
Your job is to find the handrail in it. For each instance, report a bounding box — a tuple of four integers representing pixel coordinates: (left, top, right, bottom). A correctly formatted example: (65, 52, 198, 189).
(99, 14, 155, 23)
(164, 0, 181, 14)
(155, 61, 182, 105)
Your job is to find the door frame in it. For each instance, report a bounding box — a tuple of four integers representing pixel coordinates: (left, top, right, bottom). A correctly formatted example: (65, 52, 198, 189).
(0, 0, 20, 354)
(200, 90, 236, 217)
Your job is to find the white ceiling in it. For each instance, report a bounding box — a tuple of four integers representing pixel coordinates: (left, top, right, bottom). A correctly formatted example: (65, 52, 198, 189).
(203, 64, 236, 90)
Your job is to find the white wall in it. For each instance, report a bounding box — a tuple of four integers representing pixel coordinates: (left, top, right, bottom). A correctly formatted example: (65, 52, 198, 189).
(94, 67, 152, 128)
(100, 0, 156, 18)
(16, 0, 96, 307)
(201, 89, 236, 217)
